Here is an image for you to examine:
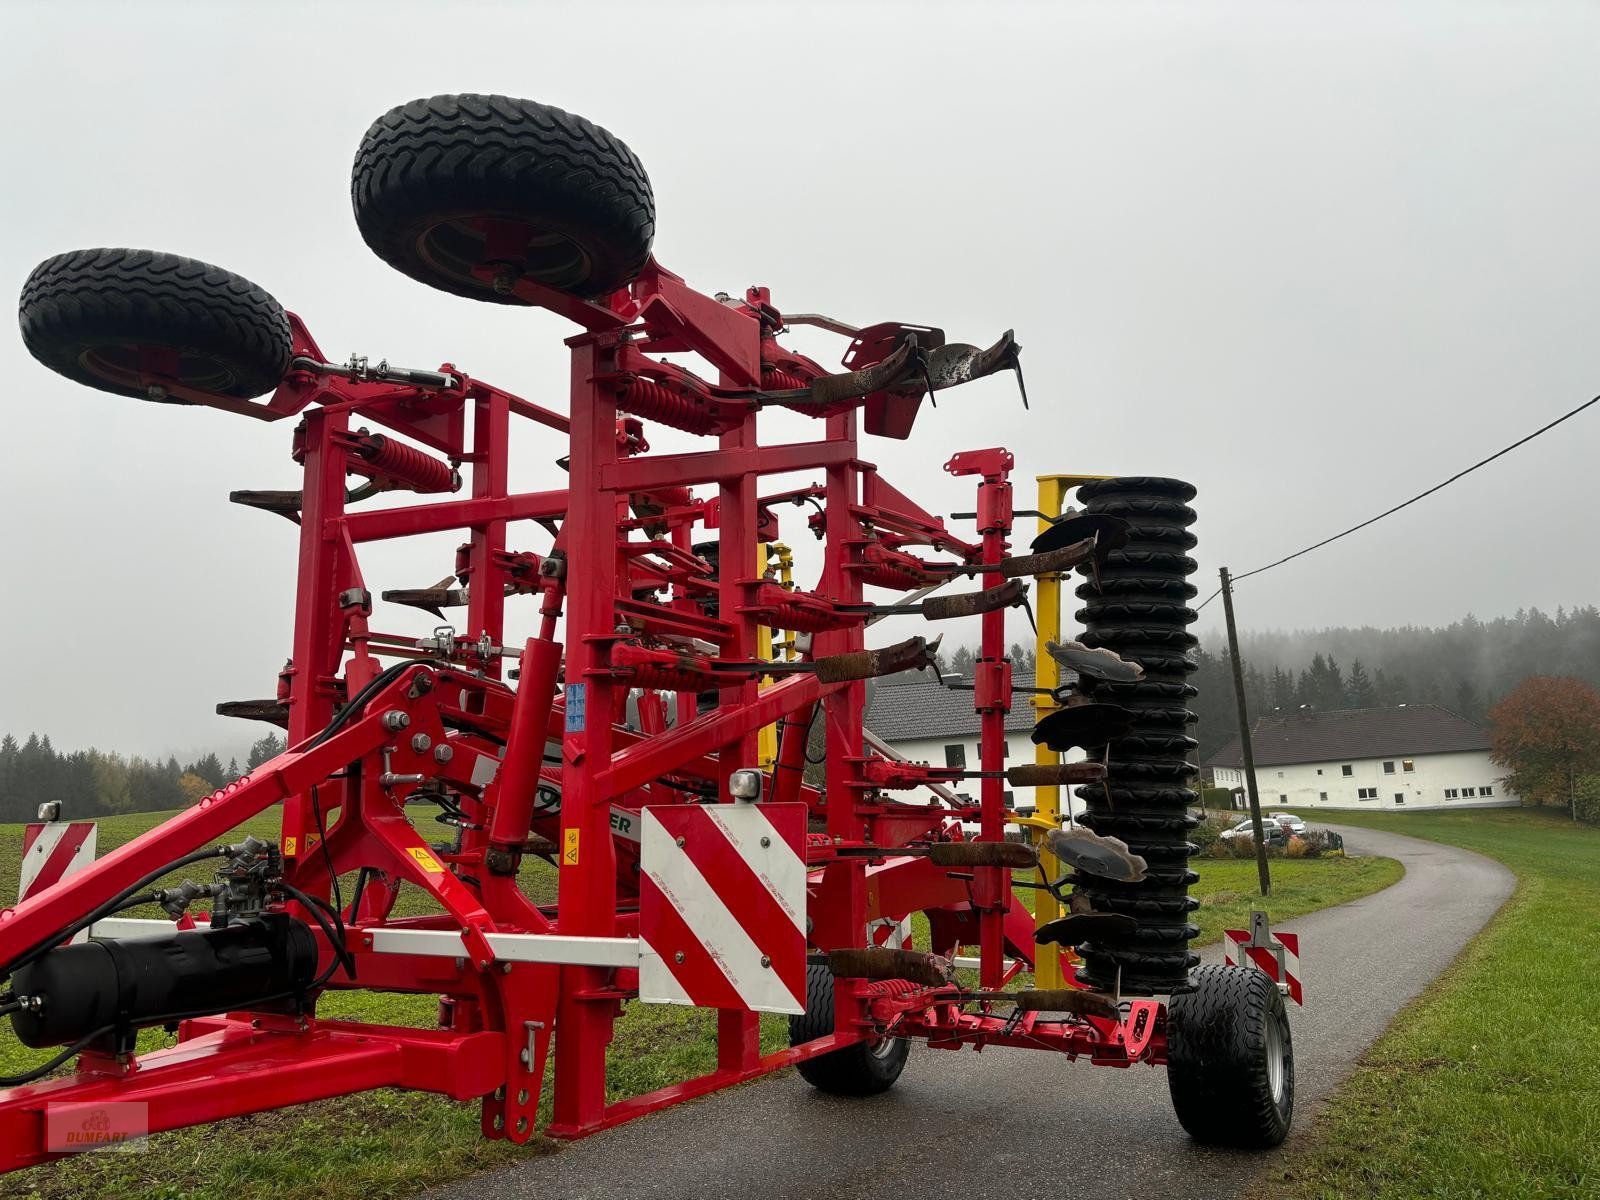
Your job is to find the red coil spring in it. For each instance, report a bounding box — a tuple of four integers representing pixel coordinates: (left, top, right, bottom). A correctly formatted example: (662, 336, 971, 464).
(611, 643, 719, 692)
(356, 434, 458, 494)
(762, 368, 811, 390)
(619, 379, 719, 435)
(768, 600, 855, 634)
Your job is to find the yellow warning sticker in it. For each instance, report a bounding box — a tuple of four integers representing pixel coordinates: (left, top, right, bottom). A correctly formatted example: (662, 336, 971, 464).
(562, 829, 581, 867)
(407, 846, 445, 874)
(283, 837, 296, 856)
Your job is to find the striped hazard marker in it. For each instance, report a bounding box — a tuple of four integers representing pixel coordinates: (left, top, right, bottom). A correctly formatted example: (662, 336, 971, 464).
(20, 817, 97, 943)
(639, 802, 807, 1015)
(1224, 917, 1303, 1006)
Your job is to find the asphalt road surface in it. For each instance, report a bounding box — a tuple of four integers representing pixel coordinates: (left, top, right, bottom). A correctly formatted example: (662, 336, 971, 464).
(422, 824, 1513, 1200)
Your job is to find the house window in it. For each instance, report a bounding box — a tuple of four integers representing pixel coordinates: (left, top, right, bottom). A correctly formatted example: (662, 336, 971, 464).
(1481, 785, 1494, 797)
(1316, 767, 1324, 775)
(1383, 761, 1395, 774)
(1279, 794, 1288, 804)
(1357, 787, 1377, 800)
(1341, 765, 1354, 777)
(1402, 759, 1415, 773)
(1277, 771, 1284, 779)
(944, 744, 966, 769)
(1394, 793, 1405, 804)
(1319, 792, 1328, 802)
(1461, 787, 1475, 798)
(1444, 788, 1458, 799)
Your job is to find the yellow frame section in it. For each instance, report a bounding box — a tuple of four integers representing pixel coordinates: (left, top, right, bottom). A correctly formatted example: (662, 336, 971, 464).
(1030, 472, 1110, 986)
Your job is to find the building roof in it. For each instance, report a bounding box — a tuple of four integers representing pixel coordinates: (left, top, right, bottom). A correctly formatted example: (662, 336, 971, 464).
(865, 670, 1043, 742)
(1207, 704, 1490, 769)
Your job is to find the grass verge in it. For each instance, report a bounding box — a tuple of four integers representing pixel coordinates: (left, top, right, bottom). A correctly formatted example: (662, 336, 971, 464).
(1, 809, 1397, 1200)
(1253, 807, 1600, 1200)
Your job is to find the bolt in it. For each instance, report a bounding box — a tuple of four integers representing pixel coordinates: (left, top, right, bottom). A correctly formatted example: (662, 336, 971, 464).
(382, 710, 410, 731)
(434, 744, 454, 764)
(501, 961, 513, 975)
(674, 951, 685, 964)
(491, 269, 517, 295)
(411, 732, 433, 754)
(675, 836, 686, 848)
(519, 1048, 532, 1067)
(146, 385, 167, 402)
(760, 836, 771, 848)
(760, 955, 771, 968)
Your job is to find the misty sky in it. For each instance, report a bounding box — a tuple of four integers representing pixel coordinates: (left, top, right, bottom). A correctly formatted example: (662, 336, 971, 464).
(4, 1, 1599, 760)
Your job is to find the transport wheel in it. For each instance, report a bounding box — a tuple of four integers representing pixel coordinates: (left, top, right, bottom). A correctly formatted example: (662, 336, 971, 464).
(788, 964, 908, 1096)
(1166, 964, 1294, 1148)
(18, 248, 292, 401)
(352, 94, 655, 303)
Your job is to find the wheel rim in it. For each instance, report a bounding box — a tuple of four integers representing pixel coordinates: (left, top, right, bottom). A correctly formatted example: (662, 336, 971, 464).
(867, 1035, 900, 1060)
(1264, 1013, 1287, 1105)
(80, 345, 238, 397)
(416, 217, 593, 294)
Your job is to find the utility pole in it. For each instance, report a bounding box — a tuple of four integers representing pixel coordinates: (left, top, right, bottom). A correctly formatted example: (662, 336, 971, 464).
(1219, 566, 1271, 896)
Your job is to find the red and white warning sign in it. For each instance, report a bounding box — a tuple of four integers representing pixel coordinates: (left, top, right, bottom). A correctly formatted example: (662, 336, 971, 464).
(1224, 913, 1303, 1006)
(639, 802, 806, 1015)
(20, 819, 97, 943)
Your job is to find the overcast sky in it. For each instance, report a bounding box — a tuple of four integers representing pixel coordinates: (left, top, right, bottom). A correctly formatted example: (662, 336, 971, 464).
(4, 1, 1599, 760)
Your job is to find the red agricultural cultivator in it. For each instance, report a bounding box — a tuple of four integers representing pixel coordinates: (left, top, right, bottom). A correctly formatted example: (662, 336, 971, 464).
(0, 94, 1300, 1172)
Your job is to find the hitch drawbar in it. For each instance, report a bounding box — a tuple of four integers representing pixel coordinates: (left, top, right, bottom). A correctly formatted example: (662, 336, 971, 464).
(9, 915, 320, 1049)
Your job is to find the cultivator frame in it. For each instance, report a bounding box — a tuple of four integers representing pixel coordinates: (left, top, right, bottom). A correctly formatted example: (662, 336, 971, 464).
(1, 93, 1300, 1174)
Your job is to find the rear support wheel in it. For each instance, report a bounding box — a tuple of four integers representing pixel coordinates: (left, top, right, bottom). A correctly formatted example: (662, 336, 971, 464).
(1166, 963, 1294, 1147)
(788, 965, 908, 1096)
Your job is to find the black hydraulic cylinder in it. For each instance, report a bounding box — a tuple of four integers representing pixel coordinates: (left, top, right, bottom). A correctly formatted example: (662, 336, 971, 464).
(9, 915, 319, 1049)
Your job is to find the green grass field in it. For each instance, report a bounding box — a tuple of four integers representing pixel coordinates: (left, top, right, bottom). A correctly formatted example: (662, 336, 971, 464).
(1254, 808, 1600, 1200)
(0, 808, 1399, 1200)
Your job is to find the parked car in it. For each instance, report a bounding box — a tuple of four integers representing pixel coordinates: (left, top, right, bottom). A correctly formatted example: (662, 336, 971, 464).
(1270, 812, 1307, 836)
(1218, 818, 1288, 846)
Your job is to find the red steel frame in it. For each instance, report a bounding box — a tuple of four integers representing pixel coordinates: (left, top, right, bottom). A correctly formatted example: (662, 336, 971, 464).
(0, 261, 1167, 1175)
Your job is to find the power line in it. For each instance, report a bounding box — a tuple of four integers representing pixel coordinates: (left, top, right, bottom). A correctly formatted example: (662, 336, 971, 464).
(1196, 390, 1600, 612)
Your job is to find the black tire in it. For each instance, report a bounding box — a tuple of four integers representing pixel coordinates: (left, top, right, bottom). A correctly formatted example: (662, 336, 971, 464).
(789, 965, 908, 1096)
(353, 94, 654, 303)
(19, 248, 291, 401)
(1167, 964, 1294, 1148)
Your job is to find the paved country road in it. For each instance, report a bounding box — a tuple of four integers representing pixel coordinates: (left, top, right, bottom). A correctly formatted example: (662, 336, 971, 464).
(421, 825, 1513, 1200)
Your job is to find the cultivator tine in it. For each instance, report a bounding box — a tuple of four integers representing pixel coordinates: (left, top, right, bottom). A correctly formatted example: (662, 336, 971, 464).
(1029, 703, 1136, 751)
(1044, 638, 1145, 682)
(828, 947, 955, 988)
(1030, 510, 1129, 556)
(229, 489, 303, 524)
(1004, 762, 1108, 788)
(214, 699, 289, 728)
(918, 579, 1026, 621)
(811, 634, 941, 683)
(994, 535, 1100, 579)
(901, 330, 1022, 396)
(804, 339, 917, 408)
(1004, 989, 1120, 1019)
(382, 577, 467, 621)
(927, 841, 1039, 869)
(1035, 913, 1139, 948)
(1044, 828, 1148, 884)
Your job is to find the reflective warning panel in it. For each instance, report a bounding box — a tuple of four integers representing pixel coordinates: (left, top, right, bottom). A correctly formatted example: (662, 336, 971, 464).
(638, 802, 807, 1014)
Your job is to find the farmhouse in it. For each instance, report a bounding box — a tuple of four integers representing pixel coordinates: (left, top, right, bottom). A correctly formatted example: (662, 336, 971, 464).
(865, 670, 1040, 770)
(863, 670, 1053, 806)
(1207, 704, 1517, 812)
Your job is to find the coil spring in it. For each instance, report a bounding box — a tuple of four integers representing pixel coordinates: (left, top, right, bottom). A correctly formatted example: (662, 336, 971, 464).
(619, 379, 719, 435)
(356, 434, 458, 494)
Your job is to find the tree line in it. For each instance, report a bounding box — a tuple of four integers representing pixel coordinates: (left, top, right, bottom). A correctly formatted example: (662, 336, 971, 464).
(1190, 604, 1600, 761)
(0, 732, 287, 824)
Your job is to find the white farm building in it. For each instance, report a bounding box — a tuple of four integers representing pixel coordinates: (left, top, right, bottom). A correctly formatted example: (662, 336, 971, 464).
(1207, 704, 1517, 813)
